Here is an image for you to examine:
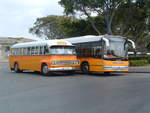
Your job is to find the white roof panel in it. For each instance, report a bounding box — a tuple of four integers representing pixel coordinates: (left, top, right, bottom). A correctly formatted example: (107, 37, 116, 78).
(62, 35, 103, 44)
(11, 40, 72, 48)
(62, 35, 126, 44)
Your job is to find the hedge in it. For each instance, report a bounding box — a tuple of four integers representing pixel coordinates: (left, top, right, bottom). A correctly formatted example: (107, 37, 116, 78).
(129, 60, 149, 66)
(129, 56, 150, 64)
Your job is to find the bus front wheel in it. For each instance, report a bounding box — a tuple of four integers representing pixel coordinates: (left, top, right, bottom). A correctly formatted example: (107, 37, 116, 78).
(41, 64, 50, 76)
(81, 62, 90, 74)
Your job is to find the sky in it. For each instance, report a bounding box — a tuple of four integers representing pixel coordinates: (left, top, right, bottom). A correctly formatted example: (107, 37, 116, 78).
(0, 0, 64, 40)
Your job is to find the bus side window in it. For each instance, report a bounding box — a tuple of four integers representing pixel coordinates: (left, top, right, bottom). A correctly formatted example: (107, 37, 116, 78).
(24, 48, 26, 55)
(16, 48, 19, 55)
(34, 46, 38, 55)
(44, 46, 49, 55)
(31, 47, 35, 55)
(27, 47, 30, 55)
(37, 46, 40, 55)
(21, 48, 23, 55)
(39, 46, 43, 55)
(94, 46, 102, 58)
(16, 48, 18, 55)
(14, 49, 16, 55)
(19, 48, 21, 55)
(14, 48, 17, 56)
(21, 48, 24, 55)
(15, 48, 18, 55)
(13, 49, 15, 55)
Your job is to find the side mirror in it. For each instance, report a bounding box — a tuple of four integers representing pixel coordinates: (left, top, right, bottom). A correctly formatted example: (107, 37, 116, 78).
(128, 39, 136, 49)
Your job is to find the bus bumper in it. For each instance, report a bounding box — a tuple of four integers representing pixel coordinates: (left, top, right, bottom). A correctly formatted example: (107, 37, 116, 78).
(48, 67, 79, 71)
(103, 65, 128, 72)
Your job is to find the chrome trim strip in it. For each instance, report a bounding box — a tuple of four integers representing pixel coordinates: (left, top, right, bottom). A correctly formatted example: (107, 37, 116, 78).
(48, 67, 79, 71)
(103, 65, 128, 70)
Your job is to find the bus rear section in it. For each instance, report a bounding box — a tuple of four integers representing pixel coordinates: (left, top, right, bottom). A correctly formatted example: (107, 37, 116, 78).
(9, 40, 80, 76)
(63, 35, 135, 74)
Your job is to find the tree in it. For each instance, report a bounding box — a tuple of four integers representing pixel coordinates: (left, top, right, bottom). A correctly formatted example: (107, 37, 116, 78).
(59, 0, 126, 35)
(29, 0, 150, 51)
(29, 15, 68, 39)
(29, 15, 105, 39)
(111, 0, 150, 51)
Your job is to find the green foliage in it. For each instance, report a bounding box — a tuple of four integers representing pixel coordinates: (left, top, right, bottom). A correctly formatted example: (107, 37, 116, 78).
(129, 56, 150, 63)
(129, 56, 147, 60)
(112, 1, 150, 45)
(59, 0, 124, 34)
(29, 15, 105, 39)
(129, 56, 150, 66)
(129, 60, 149, 66)
(29, 15, 68, 39)
(29, 0, 150, 51)
(59, 0, 150, 51)
(5, 46, 10, 52)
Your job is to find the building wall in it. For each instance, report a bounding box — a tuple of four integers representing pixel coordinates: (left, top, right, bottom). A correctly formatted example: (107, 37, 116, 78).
(0, 37, 34, 62)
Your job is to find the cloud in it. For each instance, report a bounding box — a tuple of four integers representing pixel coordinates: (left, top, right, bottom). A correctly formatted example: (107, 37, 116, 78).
(0, 0, 64, 39)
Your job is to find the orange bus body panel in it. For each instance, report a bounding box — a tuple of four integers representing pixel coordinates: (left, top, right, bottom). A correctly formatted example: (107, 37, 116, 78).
(9, 55, 79, 72)
(79, 57, 128, 72)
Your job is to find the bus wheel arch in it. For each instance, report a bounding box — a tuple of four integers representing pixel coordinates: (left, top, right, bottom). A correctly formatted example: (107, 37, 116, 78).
(14, 62, 22, 73)
(81, 61, 90, 74)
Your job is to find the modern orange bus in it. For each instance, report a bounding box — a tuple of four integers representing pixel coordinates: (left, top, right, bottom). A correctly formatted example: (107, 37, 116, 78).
(63, 35, 135, 74)
(9, 40, 80, 76)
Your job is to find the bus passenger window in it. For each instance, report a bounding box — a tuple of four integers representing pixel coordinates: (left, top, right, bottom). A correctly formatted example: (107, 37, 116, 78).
(27, 47, 31, 55)
(34, 46, 39, 55)
(24, 48, 26, 55)
(44, 46, 49, 55)
(32, 47, 37, 55)
(37, 46, 40, 55)
(95, 48, 102, 58)
(39, 46, 43, 55)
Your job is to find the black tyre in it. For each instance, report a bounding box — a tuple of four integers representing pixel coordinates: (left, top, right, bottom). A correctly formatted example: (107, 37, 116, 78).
(14, 63, 22, 73)
(65, 71, 75, 75)
(81, 62, 90, 74)
(10, 68, 14, 71)
(104, 72, 111, 75)
(41, 64, 50, 76)
(34, 71, 40, 74)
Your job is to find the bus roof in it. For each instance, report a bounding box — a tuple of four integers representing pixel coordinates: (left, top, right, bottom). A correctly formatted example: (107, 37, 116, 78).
(11, 40, 72, 48)
(62, 35, 126, 44)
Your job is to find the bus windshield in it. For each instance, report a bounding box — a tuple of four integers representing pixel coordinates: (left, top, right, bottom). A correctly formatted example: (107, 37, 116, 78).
(49, 46, 76, 55)
(104, 40, 128, 58)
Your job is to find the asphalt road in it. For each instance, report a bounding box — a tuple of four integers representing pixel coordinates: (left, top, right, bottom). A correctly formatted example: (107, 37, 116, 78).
(0, 62, 150, 113)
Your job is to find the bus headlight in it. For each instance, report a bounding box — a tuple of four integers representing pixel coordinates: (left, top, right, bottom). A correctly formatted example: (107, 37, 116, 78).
(73, 60, 80, 65)
(51, 61, 57, 65)
(51, 60, 80, 65)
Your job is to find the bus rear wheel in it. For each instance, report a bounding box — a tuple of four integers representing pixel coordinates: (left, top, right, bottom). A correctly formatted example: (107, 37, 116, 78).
(81, 62, 90, 74)
(41, 64, 50, 76)
(14, 63, 22, 73)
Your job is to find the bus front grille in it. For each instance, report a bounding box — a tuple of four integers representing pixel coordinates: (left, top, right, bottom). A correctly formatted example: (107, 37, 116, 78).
(51, 60, 79, 65)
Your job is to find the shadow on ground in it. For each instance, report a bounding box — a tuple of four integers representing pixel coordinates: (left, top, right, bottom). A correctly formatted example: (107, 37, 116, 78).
(9, 70, 124, 77)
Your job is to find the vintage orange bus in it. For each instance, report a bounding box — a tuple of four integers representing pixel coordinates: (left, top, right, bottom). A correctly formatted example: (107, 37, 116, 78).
(9, 40, 80, 76)
(63, 35, 135, 74)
